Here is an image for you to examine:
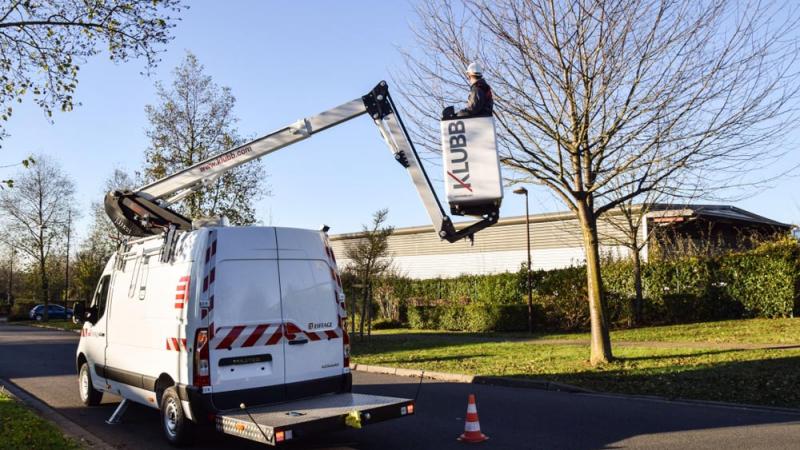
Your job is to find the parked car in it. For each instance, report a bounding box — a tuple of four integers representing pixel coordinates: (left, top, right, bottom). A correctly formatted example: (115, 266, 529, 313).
(29, 304, 73, 321)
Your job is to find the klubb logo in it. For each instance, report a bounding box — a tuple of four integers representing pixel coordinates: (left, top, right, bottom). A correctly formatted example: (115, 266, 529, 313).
(446, 120, 472, 192)
(441, 116, 503, 207)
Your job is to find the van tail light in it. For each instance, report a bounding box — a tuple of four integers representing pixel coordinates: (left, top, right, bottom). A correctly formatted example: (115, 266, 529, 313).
(194, 328, 210, 387)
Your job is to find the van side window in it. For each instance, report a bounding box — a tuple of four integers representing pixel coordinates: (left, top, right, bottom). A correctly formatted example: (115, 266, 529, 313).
(93, 275, 111, 319)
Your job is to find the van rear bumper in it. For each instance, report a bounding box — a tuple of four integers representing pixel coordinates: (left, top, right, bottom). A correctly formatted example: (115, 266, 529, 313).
(177, 372, 353, 424)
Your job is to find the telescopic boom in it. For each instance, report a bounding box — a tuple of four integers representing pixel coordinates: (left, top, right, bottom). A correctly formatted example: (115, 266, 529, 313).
(105, 81, 499, 243)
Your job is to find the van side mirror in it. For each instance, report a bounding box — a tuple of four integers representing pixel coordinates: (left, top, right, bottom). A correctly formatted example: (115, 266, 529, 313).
(86, 306, 99, 325)
(72, 302, 85, 324)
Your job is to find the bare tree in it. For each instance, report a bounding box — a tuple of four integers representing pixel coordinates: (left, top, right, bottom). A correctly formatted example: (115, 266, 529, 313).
(0, 0, 184, 142)
(401, 0, 800, 364)
(143, 52, 268, 224)
(343, 209, 394, 340)
(599, 189, 669, 325)
(72, 169, 136, 302)
(0, 155, 76, 320)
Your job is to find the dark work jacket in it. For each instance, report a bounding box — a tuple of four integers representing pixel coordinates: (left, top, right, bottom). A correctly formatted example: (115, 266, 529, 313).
(457, 78, 493, 118)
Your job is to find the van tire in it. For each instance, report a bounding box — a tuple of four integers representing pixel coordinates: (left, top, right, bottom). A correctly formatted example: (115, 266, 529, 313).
(160, 387, 192, 446)
(78, 362, 103, 406)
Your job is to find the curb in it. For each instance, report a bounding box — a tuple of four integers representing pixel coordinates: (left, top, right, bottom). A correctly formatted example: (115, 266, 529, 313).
(351, 363, 800, 415)
(0, 378, 116, 450)
(351, 363, 592, 393)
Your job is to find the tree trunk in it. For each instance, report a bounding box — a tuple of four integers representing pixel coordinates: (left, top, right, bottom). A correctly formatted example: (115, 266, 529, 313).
(39, 257, 49, 322)
(576, 201, 613, 365)
(631, 246, 644, 326)
(366, 285, 373, 342)
(349, 298, 355, 335)
(359, 281, 369, 341)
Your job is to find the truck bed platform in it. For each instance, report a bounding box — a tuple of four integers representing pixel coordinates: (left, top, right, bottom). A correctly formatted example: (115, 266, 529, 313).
(217, 392, 414, 445)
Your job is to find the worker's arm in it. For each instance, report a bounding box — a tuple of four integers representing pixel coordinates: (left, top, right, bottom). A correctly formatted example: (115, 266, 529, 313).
(457, 83, 486, 118)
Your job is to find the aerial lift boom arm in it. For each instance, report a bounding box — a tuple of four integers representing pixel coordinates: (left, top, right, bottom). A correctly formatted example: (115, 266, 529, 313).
(105, 81, 499, 243)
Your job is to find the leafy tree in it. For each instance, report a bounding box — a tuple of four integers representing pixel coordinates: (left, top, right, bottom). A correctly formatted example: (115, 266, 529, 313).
(0, 155, 76, 320)
(0, 0, 183, 142)
(72, 241, 109, 304)
(343, 209, 394, 340)
(143, 52, 268, 224)
(1, 156, 35, 188)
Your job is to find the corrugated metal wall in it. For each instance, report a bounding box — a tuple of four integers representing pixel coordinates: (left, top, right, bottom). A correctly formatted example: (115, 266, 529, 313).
(330, 212, 643, 278)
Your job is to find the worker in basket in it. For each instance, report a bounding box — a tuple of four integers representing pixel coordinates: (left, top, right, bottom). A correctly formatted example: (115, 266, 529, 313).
(442, 62, 494, 120)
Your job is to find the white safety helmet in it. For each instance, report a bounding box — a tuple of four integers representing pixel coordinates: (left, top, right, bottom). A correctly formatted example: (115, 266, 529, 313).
(466, 62, 483, 77)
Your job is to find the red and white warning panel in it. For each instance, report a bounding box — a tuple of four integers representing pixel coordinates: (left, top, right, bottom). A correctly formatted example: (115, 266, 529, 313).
(441, 116, 503, 217)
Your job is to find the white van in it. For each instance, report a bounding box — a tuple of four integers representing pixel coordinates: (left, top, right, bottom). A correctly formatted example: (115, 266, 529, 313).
(74, 225, 413, 446)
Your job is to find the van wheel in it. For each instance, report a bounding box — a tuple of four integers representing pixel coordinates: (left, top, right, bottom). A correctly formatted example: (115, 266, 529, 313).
(160, 387, 192, 446)
(78, 362, 103, 406)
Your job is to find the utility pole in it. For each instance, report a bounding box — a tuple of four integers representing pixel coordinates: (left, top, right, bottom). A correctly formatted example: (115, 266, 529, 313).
(513, 187, 533, 333)
(64, 209, 71, 308)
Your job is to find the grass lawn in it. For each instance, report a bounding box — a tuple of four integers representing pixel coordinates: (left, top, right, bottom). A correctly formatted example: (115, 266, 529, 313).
(22, 319, 82, 331)
(607, 318, 800, 344)
(41, 320, 82, 331)
(371, 317, 800, 344)
(0, 390, 81, 449)
(353, 318, 800, 408)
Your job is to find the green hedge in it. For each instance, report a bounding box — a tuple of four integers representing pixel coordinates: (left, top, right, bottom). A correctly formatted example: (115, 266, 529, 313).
(8, 302, 37, 321)
(407, 304, 529, 332)
(343, 238, 800, 332)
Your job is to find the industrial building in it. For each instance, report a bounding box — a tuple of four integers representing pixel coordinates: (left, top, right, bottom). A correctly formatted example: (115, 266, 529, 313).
(329, 204, 790, 279)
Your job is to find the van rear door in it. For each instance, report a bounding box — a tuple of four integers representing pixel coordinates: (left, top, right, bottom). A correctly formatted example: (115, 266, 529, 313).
(207, 228, 286, 407)
(276, 229, 344, 396)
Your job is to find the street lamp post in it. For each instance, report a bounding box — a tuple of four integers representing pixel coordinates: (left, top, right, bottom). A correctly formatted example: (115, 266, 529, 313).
(513, 187, 533, 333)
(64, 210, 71, 309)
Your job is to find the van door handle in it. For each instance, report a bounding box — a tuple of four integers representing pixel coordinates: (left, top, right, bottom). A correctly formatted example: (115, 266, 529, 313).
(288, 338, 308, 345)
(96, 332, 105, 337)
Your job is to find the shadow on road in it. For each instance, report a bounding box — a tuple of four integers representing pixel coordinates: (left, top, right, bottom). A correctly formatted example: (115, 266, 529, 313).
(484, 354, 800, 410)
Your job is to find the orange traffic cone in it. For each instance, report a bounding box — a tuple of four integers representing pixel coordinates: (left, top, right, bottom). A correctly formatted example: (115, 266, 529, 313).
(458, 394, 489, 443)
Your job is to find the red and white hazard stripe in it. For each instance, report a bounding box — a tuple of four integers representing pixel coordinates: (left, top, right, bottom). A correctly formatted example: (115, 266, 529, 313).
(210, 321, 344, 350)
(324, 236, 350, 367)
(211, 323, 284, 350)
(284, 322, 342, 342)
(165, 337, 188, 352)
(201, 230, 218, 331)
(174, 276, 190, 309)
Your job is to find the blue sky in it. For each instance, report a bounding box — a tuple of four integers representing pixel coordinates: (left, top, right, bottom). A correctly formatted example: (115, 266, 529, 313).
(1, 0, 798, 242)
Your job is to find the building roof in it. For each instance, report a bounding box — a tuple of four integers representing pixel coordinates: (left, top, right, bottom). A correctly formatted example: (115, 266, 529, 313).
(330, 203, 790, 241)
(645, 203, 790, 228)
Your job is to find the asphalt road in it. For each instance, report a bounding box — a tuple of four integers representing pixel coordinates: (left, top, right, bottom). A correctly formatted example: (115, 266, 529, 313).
(2, 322, 799, 449)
